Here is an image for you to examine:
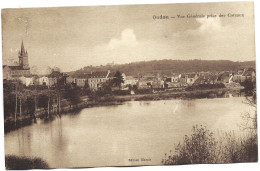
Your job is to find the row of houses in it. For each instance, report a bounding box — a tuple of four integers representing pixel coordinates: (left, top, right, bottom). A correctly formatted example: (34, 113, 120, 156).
(13, 71, 66, 87)
(4, 69, 122, 90)
(10, 70, 112, 89)
(133, 73, 200, 89)
(5, 67, 256, 91)
(127, 68, 256, 89)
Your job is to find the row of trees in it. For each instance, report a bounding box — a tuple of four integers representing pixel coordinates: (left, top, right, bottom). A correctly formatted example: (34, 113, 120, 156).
(72, 60, 255, 76)
(4, 81, 59, 120)
(4, 70, 126, 120)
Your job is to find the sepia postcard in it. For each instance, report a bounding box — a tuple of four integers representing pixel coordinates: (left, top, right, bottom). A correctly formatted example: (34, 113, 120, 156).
(1, 1, 257, 170)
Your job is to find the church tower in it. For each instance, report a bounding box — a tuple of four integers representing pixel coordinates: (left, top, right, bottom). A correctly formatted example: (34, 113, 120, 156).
(18, 41, 29, 69)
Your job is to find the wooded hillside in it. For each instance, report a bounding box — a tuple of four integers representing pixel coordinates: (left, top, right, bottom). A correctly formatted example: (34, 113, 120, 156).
(70, 59, 255, 77)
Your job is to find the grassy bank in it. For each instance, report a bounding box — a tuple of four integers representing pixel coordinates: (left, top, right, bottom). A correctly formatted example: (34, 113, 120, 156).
(5, 155, 49, 170)
(130, 88, 228, 101)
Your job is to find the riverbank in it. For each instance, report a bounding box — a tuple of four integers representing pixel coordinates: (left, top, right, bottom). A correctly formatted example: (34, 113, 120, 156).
(4, 97, 126, 133)
(118, 88, 231, 101)
(4, 95, 253, 168)
(4, 88, 242, 134)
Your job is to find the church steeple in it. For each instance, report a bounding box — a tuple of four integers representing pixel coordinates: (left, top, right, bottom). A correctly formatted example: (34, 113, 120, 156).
(20, 40, 26, 56)
(18, 40, 29, 69)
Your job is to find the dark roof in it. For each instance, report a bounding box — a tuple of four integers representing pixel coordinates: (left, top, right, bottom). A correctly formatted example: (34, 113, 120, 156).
(236, 69, 245, 75)
(247, 68, 255, 72)
(8, 66, 29, 70)
(171, 74, 179, 77)
(31, 74, 39, 78)
(48, 71, 63, 78)
(194, 74, 218, 84)
(199, 73, 217, 80)
(89, 71, 108, 78)
(217, 72, 231, 81)
(75, 74, 89, 79)
(187, 74, 196, 78)
(243, 70, 255, 76)
(139, 76, 156, 81)
(20, 75, 34, 78)
(199, 72, 211, 77)
(180, 74, 186, 78)
(107, 72, 115, 78)
(180, 73, 197, 78)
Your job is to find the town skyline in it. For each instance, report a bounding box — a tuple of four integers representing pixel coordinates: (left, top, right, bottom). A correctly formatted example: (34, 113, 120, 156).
(2, 2, 255, 73)
(2, 40, 256, 75)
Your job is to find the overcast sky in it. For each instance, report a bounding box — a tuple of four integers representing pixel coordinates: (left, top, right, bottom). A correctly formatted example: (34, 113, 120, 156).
(2, 2, 255, 73)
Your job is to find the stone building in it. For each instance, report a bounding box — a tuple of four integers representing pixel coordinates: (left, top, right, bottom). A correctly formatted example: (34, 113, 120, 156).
(87, 71, 111, 90)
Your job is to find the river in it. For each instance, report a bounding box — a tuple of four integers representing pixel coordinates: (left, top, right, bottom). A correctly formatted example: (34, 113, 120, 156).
(4, 97, 254, 168)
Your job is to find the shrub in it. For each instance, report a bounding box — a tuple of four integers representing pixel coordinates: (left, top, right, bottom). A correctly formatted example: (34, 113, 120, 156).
(112, 90, 130, 96)
(218, 132, 258, 163)
(189, 83, 226, 90)
(162, 125, 258, 165)
(5, 155, 49, 170)
(134, 89, 153, 94)
(162, 125, 217, 165)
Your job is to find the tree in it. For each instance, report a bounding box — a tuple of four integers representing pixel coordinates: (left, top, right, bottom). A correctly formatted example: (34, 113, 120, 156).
(3, 82, 15, 119)
(133, 85, 138, 91)
(98, 82, 112, 94)
(113, 71, 124, 89)
(241, 91, 257, 130)
(64, 85, 81, 109)
(82, 82, 91, 96)
(242, 79, 254, 96)
(52, 66, 61, 73)
(46, 66, 61, 75)
(48, 69, 64, 114)
(127, 84, 133, 91)
(15, 81, 25, 121)
(37, 94, 49, 109)
(25, 97, 35, 116)
(3, 92, 16, 119)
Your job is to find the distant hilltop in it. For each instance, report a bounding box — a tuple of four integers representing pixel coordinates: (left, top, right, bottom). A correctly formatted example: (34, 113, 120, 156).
(70, 59, 255, 77)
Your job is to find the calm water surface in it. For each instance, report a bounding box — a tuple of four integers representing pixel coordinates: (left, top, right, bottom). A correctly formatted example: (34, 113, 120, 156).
(4, 97, 254, 168)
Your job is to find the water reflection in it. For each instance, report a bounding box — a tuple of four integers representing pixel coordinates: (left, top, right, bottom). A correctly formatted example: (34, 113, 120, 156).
(5, 97, 254, 168)
(68, 110, 81, 118)
(139, 101, 151, 106)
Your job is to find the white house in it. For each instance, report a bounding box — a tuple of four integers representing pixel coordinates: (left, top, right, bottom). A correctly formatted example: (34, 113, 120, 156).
(75, 78, 88, 87)
(38, 76, 49, 86)
(19, 76, 34, 86)
(179, 73, 199, 86)
(124, 76, 138, 85)
(170, 74, 179, 82)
